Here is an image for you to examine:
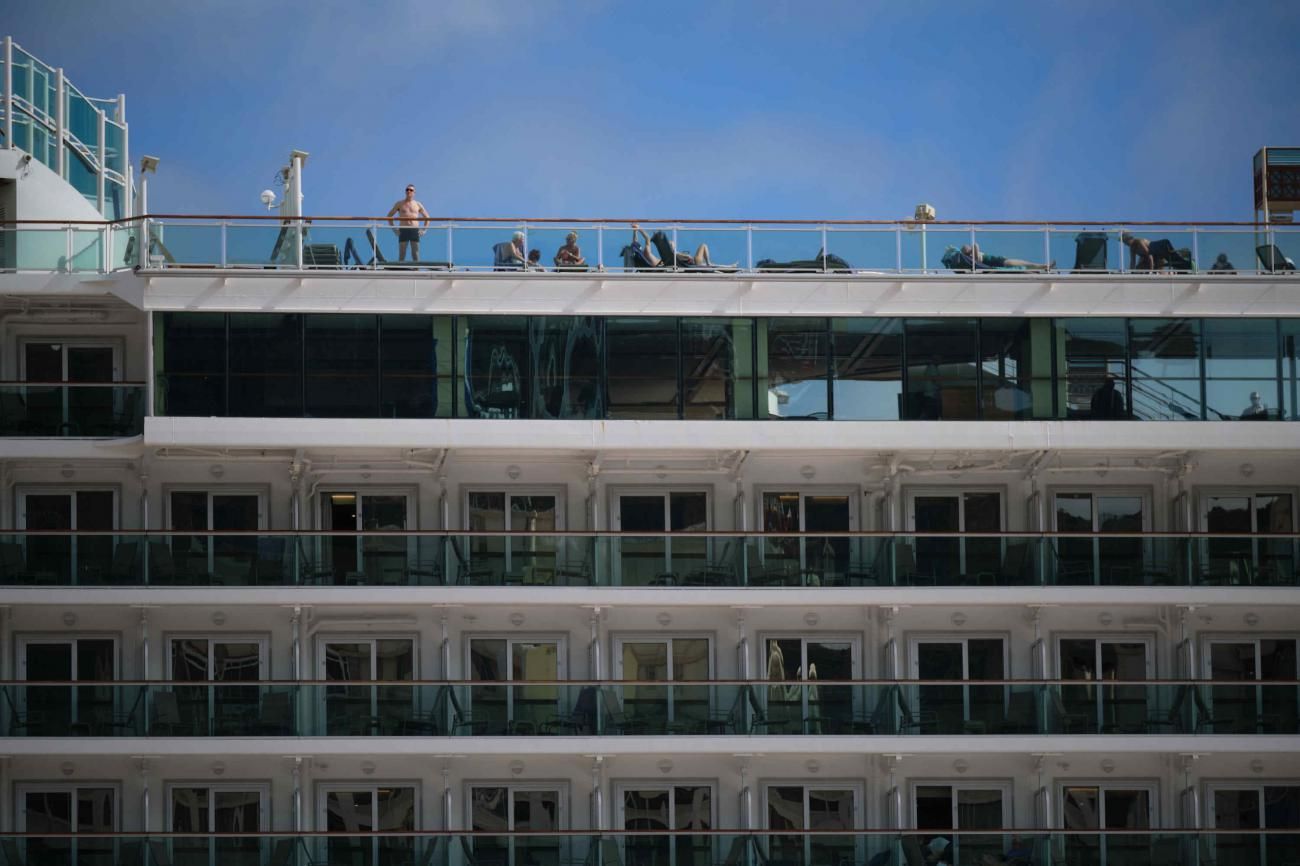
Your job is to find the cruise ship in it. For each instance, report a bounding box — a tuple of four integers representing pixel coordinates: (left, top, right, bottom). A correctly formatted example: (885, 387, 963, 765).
(2, 37, 1299, 866)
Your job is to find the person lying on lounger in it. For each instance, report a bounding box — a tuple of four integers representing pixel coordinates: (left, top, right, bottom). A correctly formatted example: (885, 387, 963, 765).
(630, 224, 734, 268)
(960, 243, 1053, 270)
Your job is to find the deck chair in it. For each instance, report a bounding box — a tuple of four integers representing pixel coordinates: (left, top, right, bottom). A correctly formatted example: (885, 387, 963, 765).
(650, 230, 740, 272)
(1164, 246, 1195, 271)
(302, 243, 341, 267)
(148, 840, 174, 866)
(975, 541, 1030, 586)
(492, 241, 525, 271)
(1073, 231, 1109, 271)
(364, 227, 451, 270)
(1257, 244, 1297, 272)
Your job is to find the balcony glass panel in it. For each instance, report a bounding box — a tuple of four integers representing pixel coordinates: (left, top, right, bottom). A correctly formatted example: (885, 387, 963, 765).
(229, 313, 302, 417)
(831, 318, 902, 420)
(763, 318, 828, 419)
(682, 318, 752, 420)
(1198, 229, 1264, 274)
(904, 319, 978, 420)
(824, 228, 898, 272)
(607, 318, 678, 419)
(750, 227, 824, 271)
(305, 314, 378, 417)
(0, 384, 143, 437)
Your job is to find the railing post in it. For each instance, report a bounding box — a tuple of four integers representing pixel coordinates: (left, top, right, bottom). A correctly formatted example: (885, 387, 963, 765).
(895, 225, 902, 272)
(1191, 226, 1199, 273)
(446, 224, 454, 270)
(96, 108, 105, 215)
(295, 218, 304, 269)
(671, 225, 679, 271)
(3, 37, 13, 150)
(820, 225, 828, 272)
(1043, 226, 1052, 272)
(596, 224, 604, 271)
(745, 224, 753, 271)
(64, 222, 72, 273)
(54, 67, 65, 177)
(220, 221, 228, 268)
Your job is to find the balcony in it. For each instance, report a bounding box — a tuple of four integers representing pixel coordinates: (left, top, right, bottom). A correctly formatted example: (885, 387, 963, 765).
(0, 383, 144, 437)
(4, 679, 1297, 738)
(1, 532, 1296, 588)
(6, 216, 1300, 277)
(0, 830, 1296, 866)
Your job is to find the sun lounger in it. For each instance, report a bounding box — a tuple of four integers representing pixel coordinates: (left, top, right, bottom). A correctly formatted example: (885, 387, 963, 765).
(1257, 244, 1297, 272)
(363, 228, 450, 270)
(1073, 231, 1108, 271)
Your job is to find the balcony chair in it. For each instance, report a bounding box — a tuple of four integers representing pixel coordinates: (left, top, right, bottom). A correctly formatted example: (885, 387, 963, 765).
(1257, 244, 1297, 272)
(551, 557, 592, 586)
(543, 684, 599, 735)
(457, 560, 498, 586)
(1073, 232, 1109, 271)
(599, 686, 657, 735)
(251, 691, 294, 735)
(105, 540, 142, 585)
(682, 541, 738, 586)
(995, 689, 1039, 734)
(1049, 688, 1092, 734)
(974, 541, 1030, 586)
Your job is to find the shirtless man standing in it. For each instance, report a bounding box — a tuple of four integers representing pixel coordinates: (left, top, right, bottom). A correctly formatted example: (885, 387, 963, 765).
(387, 184, 431, 262)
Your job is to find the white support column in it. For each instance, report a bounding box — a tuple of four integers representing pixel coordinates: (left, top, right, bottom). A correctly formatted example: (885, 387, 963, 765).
(291, 606, 302, 678)
(441, 762, 452, 830)
(96, 109, 105, 214)
(3, 37, 12, 149)
(54, 68, 65, 177)
(590, 757, 605, 830)
(137, 607, 150, 678)
(139, 758, 151, 832)
(292, 758, 303, 831)
(144, 306, 154, 416)
(589, 607, 603, 679)
(439, 609, 450, 678)
(0, 757, 8, 831)
(738, 761, 750, 830)
(735, 609, 749, 679)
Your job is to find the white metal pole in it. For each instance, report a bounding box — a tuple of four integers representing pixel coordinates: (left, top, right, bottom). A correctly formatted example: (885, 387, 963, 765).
(3, 38, 12, 149)
(55, 68, 65, 177)
(96, 110, 105, 215)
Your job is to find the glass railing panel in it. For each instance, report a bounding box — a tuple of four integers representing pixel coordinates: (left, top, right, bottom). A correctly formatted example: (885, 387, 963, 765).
(110, 222, 138, 270)
(1115, 227, 1197, 273)
(227, 222, 298, 267)
(69, 228, 104, 272)
(524, 226, 596, 272)
(1259, 230, 1300, 272)
(363, 221, 452, 269)
(824, 227, 899, 272)
(750, 227, 827, 271)
(2, 683, 148, 736)
(1193, 536, 1298, 587)
(598, 683, 742, 735)
(11, 227, 70, 271)
(0, 532, 145, 585)
(890, 536, 1041, 587)
(150, 221, 222, 266)
(970, 229, 1054, 271)
(1045, 536, 1192, 587)
(1205, 379, 1285, 421)
(104, 120, 126, 177)
(1048, 227, 1122, 272)
(64, 85, 100, 150)
(1197, 229, 1267, 274)
(452, 224, 517, 271)
(672, 228, 747, 271)
(0, 384, 144, 438)
(900, 228, 969, 273)
(296, 222, 381, 269)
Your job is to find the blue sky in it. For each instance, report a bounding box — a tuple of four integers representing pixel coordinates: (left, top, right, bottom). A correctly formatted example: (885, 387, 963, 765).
(11, 0, 1300, 220)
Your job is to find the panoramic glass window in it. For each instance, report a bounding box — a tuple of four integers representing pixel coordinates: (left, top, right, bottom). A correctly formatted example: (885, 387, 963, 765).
(229, 313, 302, 417)
(980, 318, 1051, 419)
(528, 316, 603, 419)
(681, 317, 751, 419)
(305, 314, 378, 417)
(158, 313, 227, 416)
(904, 319, 978, 419)
(831, 318, 902, 420)
(1130, 318, 1202, 420)
(462, 316, 531, 419)
(379, 315, 438, 418)
(765, 318, 829, 419)
(607, 318, 679, 419)
(1203, 318, 1280, 421)
(1056, 318, 1127, 419)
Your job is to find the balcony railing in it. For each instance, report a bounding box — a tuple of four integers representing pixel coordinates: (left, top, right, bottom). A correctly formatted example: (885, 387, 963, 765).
(1, 531, 1296, 588)
(4, 216, 1300, 276)
(0, 382, 145, 437)
(4, 679, 1297, 738)
(0, 830, 1297, 866)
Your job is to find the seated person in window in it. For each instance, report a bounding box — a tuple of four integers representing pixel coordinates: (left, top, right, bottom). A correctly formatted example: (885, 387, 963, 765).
(630, 224, 729, 268)
(527, 249, 545, 271)
(1120, 232, 1176, 270)
(1089, 373, 1127, 419)
(960, 243, 1052, 270)
(1241, 390, 1270, 420)
(1210, 253, 1236, 272)
(554, 231, 587, 268)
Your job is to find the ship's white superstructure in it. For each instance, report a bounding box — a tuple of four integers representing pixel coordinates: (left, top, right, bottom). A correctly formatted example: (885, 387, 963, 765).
(1, 37, 1299, 866)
